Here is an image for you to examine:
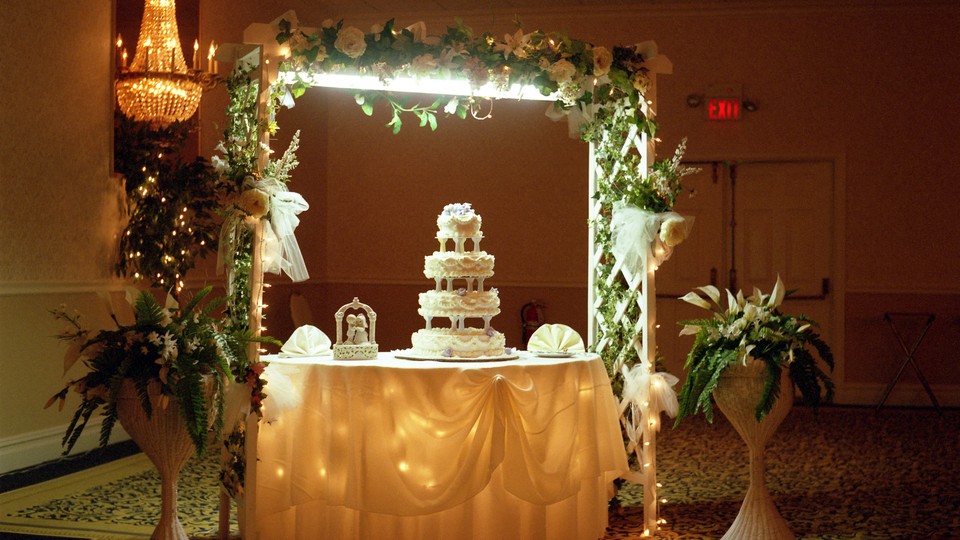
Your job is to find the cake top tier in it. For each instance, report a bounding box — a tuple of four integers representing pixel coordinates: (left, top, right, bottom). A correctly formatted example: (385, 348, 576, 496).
(437, 202, 482, 239)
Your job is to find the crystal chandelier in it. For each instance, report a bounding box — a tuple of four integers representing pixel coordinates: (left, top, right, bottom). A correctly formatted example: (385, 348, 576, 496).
(115, 0, 216, 127)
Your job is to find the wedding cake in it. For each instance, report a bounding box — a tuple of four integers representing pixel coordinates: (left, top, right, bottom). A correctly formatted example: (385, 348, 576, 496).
(410, 203, 506, 358)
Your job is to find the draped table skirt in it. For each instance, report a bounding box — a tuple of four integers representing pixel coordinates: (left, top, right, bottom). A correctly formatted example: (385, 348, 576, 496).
(255, 352, 627, 540)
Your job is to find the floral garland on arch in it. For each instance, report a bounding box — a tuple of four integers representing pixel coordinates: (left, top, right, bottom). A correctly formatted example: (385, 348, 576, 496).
(212, 61, 305, 498)
(275, 16, 671, 135)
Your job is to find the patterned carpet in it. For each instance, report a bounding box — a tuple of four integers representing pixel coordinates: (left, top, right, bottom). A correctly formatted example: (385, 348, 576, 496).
(609, 406, 960, 539)
(0, 407, 957, 539)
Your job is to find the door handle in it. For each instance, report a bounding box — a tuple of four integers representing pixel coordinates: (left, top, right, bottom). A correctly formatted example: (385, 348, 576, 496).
(710, 267, 718, 287)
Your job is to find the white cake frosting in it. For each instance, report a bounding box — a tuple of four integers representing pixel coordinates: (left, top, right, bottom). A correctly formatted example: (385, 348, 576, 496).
(411, 203, 506, 359)
(411, 328, 506, 359)
(424, 252, 495, 280)
(418, 289, 501, 320)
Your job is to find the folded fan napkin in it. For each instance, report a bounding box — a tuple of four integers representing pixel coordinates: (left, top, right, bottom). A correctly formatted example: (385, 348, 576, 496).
(279, 325, 332, 357)
(527, 323, 585, 352)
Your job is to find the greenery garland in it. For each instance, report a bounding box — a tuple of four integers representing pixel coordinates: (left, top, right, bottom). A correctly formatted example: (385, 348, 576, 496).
(582, 105, 697, 392)
(213, 61, 299, 498)
(276, 17, 663, 135)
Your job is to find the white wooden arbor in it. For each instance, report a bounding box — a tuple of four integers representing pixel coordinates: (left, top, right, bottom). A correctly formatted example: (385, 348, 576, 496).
(587, 110, 663, 535)
(224, 16, 671, 539)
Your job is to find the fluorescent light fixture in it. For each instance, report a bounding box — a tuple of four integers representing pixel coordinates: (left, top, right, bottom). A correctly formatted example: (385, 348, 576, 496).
(277, 71, 557, 101)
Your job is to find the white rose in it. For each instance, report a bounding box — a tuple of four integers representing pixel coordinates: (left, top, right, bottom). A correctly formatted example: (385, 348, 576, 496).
(547, 59, 577, 83)
(632, 71, 649, 93)
(237, 188, 270, 219)
(334, 26, 367, 59)
(592, 46, 612, 77)
(659, 216, 688, 247)
(410, 54, 439, 76)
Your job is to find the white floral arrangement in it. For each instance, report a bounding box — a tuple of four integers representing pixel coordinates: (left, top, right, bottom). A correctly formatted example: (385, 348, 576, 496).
(674, 277, 835, 423)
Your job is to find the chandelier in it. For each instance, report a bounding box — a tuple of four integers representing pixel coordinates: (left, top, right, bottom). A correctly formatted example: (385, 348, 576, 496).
(115, 0, 217, 127)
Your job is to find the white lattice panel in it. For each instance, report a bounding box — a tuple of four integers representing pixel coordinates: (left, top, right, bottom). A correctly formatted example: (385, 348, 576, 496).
(587, 94, 662, 534)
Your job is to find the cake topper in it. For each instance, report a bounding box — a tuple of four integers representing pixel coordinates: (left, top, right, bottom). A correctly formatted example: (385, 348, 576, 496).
(333, 297, 378, 360)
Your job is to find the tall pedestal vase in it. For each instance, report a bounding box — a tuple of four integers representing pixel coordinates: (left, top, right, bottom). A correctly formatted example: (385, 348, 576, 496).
(117, 379, 199, 540)
(713, 360, 795, 540)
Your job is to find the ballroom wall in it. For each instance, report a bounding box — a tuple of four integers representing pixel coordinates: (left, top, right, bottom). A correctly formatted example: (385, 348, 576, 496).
(0, 0, 957, 474)
(0, 2, 126, 472)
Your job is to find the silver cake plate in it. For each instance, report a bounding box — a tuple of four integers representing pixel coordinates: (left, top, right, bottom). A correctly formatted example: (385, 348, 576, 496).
(530, 351, 577, 358)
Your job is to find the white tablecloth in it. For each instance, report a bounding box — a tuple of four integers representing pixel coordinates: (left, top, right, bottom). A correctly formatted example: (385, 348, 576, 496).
(254, 351, 627, 540)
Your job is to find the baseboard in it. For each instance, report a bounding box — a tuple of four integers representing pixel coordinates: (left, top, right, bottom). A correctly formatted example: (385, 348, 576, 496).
(0, 419, 129, 475)
(834, 382, 960, 409)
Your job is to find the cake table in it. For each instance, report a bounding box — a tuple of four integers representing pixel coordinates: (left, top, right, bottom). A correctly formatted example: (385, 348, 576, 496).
(253, 351, 627, 540)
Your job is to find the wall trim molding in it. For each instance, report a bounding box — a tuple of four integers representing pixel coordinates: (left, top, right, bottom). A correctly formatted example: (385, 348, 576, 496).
(0, 280, 133, 297)
(0, 419, 130, 475)
(844, 287, 960, 295)
(266, 278, 590, 289)
(835, 382, 959, 409)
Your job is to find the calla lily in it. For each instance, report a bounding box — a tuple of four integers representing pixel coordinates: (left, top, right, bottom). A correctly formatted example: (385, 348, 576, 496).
(697, 285, 720, 305)
(726, 289, 739, 314)
(680, 291, 712, 310)
(679, 324, 701, 336)
(769, 275, 785, 308)
(798, 323, 811, 333)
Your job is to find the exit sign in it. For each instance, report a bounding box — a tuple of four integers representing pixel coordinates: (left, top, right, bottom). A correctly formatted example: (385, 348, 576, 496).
(707, 97, 741, 120)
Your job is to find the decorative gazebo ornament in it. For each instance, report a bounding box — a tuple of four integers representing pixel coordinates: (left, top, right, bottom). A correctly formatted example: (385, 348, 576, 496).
(333, 297, 378, 360)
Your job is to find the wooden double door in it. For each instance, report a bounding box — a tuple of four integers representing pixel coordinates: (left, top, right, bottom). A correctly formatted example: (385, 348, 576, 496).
(655, 160, 836, 378)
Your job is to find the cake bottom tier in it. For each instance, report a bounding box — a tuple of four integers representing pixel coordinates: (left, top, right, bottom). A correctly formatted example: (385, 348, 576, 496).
(411, 328, 505, 358)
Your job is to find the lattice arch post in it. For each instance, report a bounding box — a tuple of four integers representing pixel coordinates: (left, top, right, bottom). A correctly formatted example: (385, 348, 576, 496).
(587, 79, 662, 535)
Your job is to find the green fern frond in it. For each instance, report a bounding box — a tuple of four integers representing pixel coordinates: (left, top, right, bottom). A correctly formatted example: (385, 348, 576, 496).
(179, 286, 213, 319)
(133, 291, 165, 326)
(755, 361, 782, 421)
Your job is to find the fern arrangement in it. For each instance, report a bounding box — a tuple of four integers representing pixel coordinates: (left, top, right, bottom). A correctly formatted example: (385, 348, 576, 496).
(47, 286, 275, 455)
(674, 277, 835, 425)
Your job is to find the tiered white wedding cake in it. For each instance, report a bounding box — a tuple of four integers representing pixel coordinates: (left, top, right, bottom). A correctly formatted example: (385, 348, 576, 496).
(410, 203, 507, 358)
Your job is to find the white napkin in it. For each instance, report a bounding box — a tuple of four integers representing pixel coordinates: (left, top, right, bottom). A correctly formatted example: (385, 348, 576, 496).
(279, 325, 332, 357)
(527, 324, 585, 352)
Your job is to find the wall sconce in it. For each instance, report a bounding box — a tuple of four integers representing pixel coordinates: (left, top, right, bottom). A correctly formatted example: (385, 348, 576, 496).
(115, 0, 218, 128)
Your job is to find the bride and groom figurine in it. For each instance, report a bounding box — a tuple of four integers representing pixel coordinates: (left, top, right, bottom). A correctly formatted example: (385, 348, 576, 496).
(345, 313, 369, 345)
(333, 297, 378, 360)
